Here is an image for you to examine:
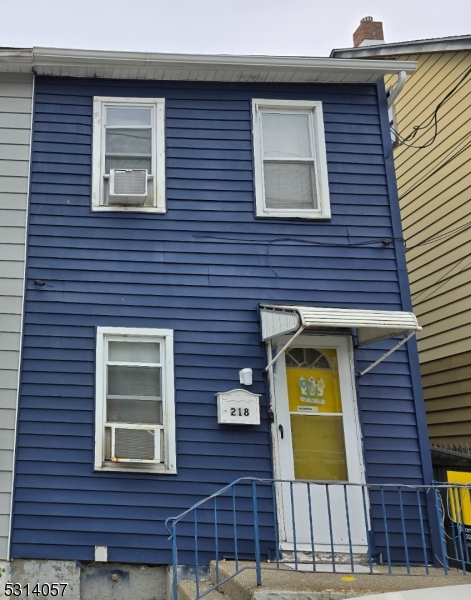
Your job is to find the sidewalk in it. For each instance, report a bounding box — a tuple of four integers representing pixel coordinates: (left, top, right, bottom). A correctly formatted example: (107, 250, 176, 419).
(205, 562, 470, 599)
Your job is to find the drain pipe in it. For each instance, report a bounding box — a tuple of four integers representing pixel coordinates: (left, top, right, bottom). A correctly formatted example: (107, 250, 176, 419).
(387, 70, 407, 108)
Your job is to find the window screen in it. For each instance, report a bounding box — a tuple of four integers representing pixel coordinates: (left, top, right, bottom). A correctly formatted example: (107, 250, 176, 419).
(261, 111, 318, 210)
(106, 340, 162, 426)
(104, 106, 153, 174)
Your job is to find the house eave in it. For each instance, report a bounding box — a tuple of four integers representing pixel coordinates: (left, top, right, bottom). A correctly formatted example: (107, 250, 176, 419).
(1, 46, 416, 82)
(0, 49, 34, 73)
(331, 35, 471, 59)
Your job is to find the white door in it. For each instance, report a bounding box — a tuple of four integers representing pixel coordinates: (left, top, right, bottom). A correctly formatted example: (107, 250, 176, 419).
(271, 334, 368, 553)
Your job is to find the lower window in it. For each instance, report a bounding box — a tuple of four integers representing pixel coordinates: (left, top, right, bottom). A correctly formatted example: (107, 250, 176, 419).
(94, 327, 176, 473)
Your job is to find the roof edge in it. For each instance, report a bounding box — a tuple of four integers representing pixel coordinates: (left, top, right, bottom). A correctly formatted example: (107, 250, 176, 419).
(33, 46, 416, 73)
(331, 35, 471, 58)
(0, 48, 34, 72)
(0, 46, 416, 79)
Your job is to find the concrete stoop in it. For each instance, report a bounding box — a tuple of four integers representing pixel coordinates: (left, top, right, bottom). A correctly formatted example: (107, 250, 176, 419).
(178, 561, 470, 600)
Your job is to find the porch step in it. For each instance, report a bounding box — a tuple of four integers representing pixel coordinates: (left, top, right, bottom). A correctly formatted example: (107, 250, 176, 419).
(204, 561, 470, 600)
(178, 579, 231, 600)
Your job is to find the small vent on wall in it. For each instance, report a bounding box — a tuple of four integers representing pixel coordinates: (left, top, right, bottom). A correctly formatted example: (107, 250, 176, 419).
(109, 169, 148, 206)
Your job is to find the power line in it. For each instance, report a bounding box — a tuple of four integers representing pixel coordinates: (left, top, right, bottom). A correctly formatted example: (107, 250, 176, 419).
(399, 134, 471, 201)
(195, 224, 470, 254)
(194, 234, 395, 248)
(412, 255, 468, 300)
(405, 218, 471, 252)
(192, 234, 399, 279)
(412, 256, 471, 304)
(392, 66, 471, 151)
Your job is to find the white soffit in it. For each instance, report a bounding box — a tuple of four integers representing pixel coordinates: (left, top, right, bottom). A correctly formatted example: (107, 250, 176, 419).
(0, 47, 416, 83)
(260, 305, 421, 346)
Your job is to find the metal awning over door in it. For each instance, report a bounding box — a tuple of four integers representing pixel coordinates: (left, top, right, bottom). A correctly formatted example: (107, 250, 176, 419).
(260, 304, 421, 376)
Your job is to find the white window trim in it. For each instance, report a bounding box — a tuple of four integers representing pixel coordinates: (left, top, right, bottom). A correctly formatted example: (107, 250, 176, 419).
(252, 99, 331, 219)
(95, 327, 176, 473)
(92, 97, 166, 213)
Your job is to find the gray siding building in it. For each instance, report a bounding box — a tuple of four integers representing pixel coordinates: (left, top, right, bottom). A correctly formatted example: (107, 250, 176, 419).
(0, 66, 33, 560)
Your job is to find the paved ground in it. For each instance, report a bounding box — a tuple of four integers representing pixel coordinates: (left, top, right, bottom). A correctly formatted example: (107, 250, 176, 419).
(358, 585, 471, 599)
(205, 561, 471, 599)
(361, 584, 471, 600)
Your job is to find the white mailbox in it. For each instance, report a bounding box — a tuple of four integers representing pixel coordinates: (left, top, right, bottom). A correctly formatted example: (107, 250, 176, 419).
(216, 389, 261, 425)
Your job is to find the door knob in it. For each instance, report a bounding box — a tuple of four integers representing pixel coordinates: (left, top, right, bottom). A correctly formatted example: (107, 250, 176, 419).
(278, 424, 284, 439)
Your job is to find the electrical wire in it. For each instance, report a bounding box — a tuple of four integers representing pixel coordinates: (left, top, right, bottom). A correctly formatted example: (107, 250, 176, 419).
(193, 234, 398, 278)
(412, 256, 471, 304)
(405, 219, 471, 252)
(412, 255, 467, 299)
(399, 134, 471, 202)
(193, 233, 395, 248)
(392, 66, 471, 151)
(195, 228, 468, 254)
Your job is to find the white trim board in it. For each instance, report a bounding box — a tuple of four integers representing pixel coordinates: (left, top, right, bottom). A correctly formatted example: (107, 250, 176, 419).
(252, 99, 331, 220)
(92, 97, 166, 213)
(94, 327, 176, 474)
(0, 47, 416, 83)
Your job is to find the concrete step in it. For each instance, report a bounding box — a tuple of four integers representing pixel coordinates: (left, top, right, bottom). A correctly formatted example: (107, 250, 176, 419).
(178, 578, 231, 600)
(206, 561, 470, 600)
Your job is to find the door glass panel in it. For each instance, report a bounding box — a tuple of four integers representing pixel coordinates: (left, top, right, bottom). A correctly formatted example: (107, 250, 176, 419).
(285, 347, 341, 413)
(290, 414, 347, 480)
(286, 347, 348, 481)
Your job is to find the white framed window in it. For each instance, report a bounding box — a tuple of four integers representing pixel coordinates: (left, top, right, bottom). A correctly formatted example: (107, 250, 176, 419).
(252, 99, 330, 219)
(95, 327, 176, 473)
(92, 97, 166, 212)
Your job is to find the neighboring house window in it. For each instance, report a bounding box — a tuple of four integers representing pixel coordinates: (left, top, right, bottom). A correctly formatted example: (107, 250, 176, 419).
(252, 99, 330, 219)
(386, 88, 399, 148)
(92, 97, 165, 212)
(95, 327, 176, 473)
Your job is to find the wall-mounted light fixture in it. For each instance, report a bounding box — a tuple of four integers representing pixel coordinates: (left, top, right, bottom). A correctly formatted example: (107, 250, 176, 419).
(239, 368, 253, 386)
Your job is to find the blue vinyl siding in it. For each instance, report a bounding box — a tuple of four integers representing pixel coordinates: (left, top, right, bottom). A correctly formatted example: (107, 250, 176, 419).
(12, 77, 431, 565)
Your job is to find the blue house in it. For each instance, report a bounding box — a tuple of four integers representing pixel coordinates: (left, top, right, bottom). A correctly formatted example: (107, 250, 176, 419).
(8, 48, 439, 582)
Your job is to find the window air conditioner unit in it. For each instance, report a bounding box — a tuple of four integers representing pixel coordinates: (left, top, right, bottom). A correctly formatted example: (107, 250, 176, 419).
(109, 169, 148, 206)
(108, 424, 161, 463)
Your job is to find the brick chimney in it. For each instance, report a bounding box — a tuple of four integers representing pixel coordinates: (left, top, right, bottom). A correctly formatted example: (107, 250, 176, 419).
(353, 16, 385, 47)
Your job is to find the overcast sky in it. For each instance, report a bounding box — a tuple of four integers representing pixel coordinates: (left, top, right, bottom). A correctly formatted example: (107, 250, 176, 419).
(1, 0, 470, 56)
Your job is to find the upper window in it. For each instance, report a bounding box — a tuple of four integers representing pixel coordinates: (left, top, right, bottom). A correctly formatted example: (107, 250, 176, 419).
(92, 97, 165, 212)
(94, 327, 176, 473)
(252, 100, 330, 219)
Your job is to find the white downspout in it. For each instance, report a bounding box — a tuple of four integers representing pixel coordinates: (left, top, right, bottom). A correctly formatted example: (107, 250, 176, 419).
(387, 70, 407, 108)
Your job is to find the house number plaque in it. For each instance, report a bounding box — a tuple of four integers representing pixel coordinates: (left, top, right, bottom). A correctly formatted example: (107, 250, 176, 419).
(216, 389, 261, 425)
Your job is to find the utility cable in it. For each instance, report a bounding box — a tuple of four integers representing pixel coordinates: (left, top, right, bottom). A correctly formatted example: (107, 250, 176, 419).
(412, 256, 471, 304)
(392, 66, 471, 151)
(405, 219, 471, 252)
(399, 134, 471, 202)
(193, 234, 398, 279)
(193, 234, 395, 248)
(195, 228, 469, 254)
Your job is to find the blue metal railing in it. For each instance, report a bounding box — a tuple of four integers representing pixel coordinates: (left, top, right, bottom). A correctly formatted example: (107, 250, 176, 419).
(164, 478, 471, 600)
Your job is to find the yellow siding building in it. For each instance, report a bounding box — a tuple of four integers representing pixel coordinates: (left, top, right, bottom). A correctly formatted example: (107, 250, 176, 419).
(332, 36, 471, 446)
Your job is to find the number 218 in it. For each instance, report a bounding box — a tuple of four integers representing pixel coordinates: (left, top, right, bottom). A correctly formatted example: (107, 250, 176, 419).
(230, 408, 249, 417)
